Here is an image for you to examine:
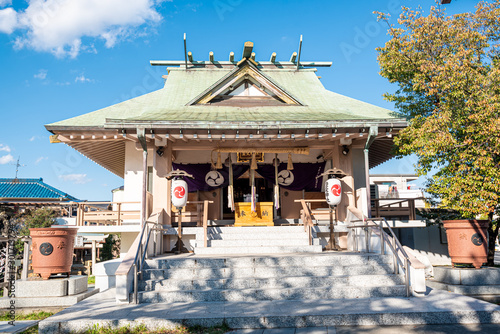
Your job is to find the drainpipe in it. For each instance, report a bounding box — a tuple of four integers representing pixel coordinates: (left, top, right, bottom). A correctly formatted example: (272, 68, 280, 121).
(364, 126, 378, 218)
(137, 128, 148, 228)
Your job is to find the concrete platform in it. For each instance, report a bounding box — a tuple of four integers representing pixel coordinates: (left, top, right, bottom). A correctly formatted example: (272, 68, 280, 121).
(227, 324, 500, 334)
(428, 266, 500, 303)
(0, 320, 39, 333)
(38, 287, 500, 334)
(0, 288, 99, 309)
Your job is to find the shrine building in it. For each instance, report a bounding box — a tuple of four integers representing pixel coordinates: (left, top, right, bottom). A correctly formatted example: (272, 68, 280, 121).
(45, 41, 407, 255)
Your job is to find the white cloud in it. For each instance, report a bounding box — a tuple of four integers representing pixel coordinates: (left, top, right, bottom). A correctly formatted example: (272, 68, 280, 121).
(34, 69, 48, 80)
(35, 156, 48, 165)
(0, 8, 17, 34)
(0, 1, 13, 7)
(29, 136, 36, 141)
(75, 74, 92, 83)
(59, 173, 91, 184)
(4, 0, 163, 58)
(0, 154, 15, 165)
(0, 144, 11, 152)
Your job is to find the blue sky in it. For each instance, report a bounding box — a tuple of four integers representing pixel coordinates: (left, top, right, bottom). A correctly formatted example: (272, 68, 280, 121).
(0, 0, 479, 201)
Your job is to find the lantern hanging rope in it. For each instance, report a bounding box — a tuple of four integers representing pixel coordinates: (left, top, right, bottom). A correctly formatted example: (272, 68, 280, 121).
(250, 168, 256, 212)
(274, 153, 280, 210)
(228, 154, 235, 212)
(287, 153, 294, 170)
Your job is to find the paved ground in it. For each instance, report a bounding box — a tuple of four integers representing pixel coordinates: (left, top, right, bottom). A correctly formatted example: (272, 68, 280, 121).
(38, 286, 500, 333)
(0, 320, 38, 334)
(227, 324, 500, 333)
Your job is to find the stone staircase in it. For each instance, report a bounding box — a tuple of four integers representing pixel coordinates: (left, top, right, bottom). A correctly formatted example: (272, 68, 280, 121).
(193, 225, 322, 255)
(137, 252, 406, 303)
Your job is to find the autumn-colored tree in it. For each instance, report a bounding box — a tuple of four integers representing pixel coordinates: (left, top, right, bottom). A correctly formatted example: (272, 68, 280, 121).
(376, 1, 500, 265)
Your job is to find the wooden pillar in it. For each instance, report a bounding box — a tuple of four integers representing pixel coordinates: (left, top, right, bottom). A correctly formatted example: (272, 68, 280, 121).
(165, 144, 173, 226)
(91, 240, 96, 275)
(331, 144, 354, 222)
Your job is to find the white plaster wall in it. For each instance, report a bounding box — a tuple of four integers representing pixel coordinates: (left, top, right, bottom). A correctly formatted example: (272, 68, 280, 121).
(412, 225, 451, 265)
(120, 231, 139, 257)
(123, 141, 154, 212)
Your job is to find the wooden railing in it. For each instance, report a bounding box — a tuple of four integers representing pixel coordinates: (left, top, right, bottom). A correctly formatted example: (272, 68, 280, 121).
(372, 198, 422, 220)
(171, 201, 213, 248)
(295, 199, 322, 246)
(76, 201, 141, 226)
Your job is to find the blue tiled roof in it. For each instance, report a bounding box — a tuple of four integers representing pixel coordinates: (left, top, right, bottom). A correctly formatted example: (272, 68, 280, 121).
(0, 178, 78, 201)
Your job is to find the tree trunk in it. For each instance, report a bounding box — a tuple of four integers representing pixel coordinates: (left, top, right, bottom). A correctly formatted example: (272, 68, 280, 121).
(486, 212, 499, 266)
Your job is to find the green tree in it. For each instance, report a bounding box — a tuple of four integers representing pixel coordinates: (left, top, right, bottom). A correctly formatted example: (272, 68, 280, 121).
(15, 208, 56, 257)
(376, 1, 500, 265)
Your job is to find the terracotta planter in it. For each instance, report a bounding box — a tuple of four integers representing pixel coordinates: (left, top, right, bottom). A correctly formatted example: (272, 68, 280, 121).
(442, 220, 489, 269)
(30, 227, 78, 279)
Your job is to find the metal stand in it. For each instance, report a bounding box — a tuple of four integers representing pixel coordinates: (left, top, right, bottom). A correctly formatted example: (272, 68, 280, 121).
(176, 207, 182, 254)
(326, 205, 339, 251)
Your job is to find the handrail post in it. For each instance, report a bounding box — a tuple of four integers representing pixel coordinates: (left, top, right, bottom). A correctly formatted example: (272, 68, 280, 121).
(203, 200, 209, 248)
(380, 226, 385, 255)
(392, 237, 399, 274)
(117, 203, 122, 226)
(405, 257, 410, 297)
(365, 227, 369, 253)
(133, 263, 138, 304)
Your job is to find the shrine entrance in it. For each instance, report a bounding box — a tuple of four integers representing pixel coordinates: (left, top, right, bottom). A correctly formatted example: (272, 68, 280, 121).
(222, 171, 278, 224)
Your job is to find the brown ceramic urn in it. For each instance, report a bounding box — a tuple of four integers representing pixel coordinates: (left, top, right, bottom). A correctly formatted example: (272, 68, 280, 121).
(29, 227, 78, 279)
(442, 220, 488, 269)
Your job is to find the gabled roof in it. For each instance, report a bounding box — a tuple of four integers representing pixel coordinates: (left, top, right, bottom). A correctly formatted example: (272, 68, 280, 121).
(188, 59, 303, 106)
(46, 62, 400, 130)
(0, 178, 78, 201)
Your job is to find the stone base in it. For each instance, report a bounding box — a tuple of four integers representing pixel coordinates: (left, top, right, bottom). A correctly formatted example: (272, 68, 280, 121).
(15, 275, 88, 298)
(428, 266, 500, 301)
(0, 288, 100, 308)
(433, 266, 500, 285)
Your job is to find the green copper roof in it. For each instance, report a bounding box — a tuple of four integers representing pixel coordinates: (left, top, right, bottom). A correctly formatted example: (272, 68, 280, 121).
(47, 66, 399, 129)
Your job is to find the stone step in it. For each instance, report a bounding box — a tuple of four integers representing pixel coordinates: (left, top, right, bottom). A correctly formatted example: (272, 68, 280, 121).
(37, 288, 500, 332)
(144, 253, 394, 269)
(205, 232, 310, 240)
(206, 238, 313, 247)
(140, 274, 405, 292)
(193, 245, 323, 255)
(205, 226, 306, 234)
(138, 285, 407, 303)
(142, 263, 394, 280)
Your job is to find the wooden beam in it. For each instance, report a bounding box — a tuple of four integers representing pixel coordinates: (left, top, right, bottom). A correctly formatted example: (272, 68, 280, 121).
(229, 52, 234, 62)
(270, 52, 276, 62)
(251, 52, 256, 61)
(188, 51, 193, 62)
(209, 51, 214, 62)
(290, 52, 297, 62)
(242, 41, 254, 59)
(150, 60, 332, 67)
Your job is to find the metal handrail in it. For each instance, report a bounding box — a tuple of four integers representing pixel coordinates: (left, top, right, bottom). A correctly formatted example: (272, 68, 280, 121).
(348, 215, 411, 297)
(132, 212, 168, 304)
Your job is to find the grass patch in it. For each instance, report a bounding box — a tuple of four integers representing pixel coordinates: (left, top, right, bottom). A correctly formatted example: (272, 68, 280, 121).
(88, 275, 96, 284)
(20, 325, 39, 334)
(83, 322, 231, 334)
(0, 310, 54, 321)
